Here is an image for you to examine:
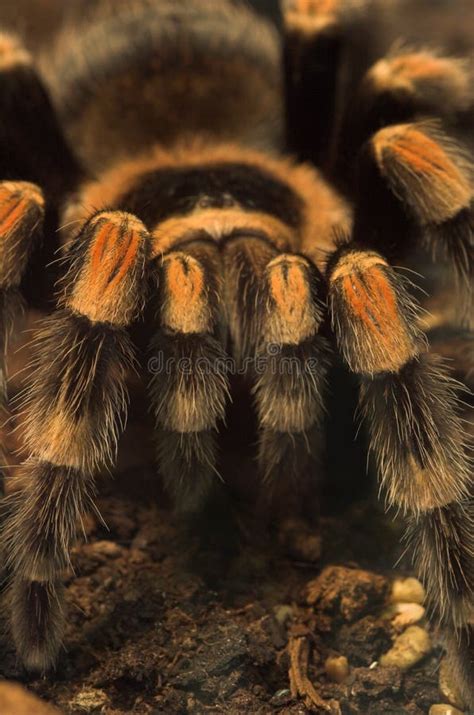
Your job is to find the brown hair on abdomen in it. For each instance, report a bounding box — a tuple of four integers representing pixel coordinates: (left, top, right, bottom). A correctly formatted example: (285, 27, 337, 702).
(41, 0, 283, 172)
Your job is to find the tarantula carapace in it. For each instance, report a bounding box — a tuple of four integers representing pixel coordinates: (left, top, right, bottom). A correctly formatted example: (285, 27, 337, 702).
(0, 0, 473, 705)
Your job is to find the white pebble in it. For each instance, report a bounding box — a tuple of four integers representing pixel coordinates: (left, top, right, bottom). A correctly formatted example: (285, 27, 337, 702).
(70, 689, 109, 713)
(383, 601, 425, 627)
(391, 577, 426, 605)
(273, 605, 294, 626)
(429, 705, 464, 715)
(325, 655, 350, 683)
(380, 625, 432, 670)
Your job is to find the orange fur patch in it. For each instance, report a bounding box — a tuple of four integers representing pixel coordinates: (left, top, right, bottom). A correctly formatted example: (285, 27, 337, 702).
(88, 218, 141, 294)
(332, 251, 416, 373)
(0, 182, 44, 224)
(391, 131, 458, 179)
(0, 199, 27, 235)
(366, 52, 470, 109)
(0, 32, 31, 69)
(283, 0, 339, 32)
(288, 0, 338, 14)
(151, 208, 294, 256)
(90, 222, 116, 273)
(373, 124, 471, 223)
(67, 211, 146, 326)
(330, 251, 386, 281)
(161, 253, 210, 334)
(66, 139, 350, 268)
(341, 268, 399, 344)
(0, 181, 44, 287)
(391, 53, 455, 80)
(269, 260, 309, 316)
(266, 255, 318, 344)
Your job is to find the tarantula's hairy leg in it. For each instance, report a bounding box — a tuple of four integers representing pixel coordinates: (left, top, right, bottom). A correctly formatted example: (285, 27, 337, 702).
(327, 243, 470, 508)
(223, 234, 277, 362)
(255, 253, 330, 482)
(223, 236, 329, 484)
(0, 32, 81, 197)
(0, 181, 44, 494)
(2, 210, 148, 671)
(428, 326, 474, 399)
(0, 32, 83, 309)
(282, 0, 375, 167)
(415, 324, 474, 707)
(355, 123, 473, 324)
(149, 239, 229, 513)
(283, 0, 344, 165)
(327, 244, 474, 707)
(345, 49, 472, 153)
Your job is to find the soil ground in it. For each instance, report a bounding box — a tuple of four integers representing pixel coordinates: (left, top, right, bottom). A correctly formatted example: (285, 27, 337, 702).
(0, 469, 445, 714)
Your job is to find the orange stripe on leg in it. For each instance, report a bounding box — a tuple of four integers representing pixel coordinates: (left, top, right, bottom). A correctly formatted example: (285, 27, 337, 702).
(342, 269, 411, 357)
(90, 222, 115, 275)
(342, 275, 380, 338)
(161, 253, 210, 334)
(67, 212, 148, 326)
(108, 230, 141, 291)
(0, 184, 44, 237)
(392, 133, 461, 180)
(265, 254, 322, 345)
(330, 250, 419, 374)
(0, 199, 29, 236)
(0, 181, 45, 288)
(372, 124, 471, 224)
(366, 52, 470, 109)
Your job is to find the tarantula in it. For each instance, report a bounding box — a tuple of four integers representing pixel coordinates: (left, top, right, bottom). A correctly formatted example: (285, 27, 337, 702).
(0, 0, 472, 705)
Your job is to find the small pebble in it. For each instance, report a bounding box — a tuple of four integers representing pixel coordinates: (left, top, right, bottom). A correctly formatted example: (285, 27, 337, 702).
(380, 625, 432, 670)
(273, 605, 294, 626)
(382, 602, 425, 628)
(270, 688, 292, 707)
(70, 688, 109, 712)
(439, 657, 466, 710)
(325, 655, 350, 683)
(429, 705, 464, 715)
(391, 577, 425, 605)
